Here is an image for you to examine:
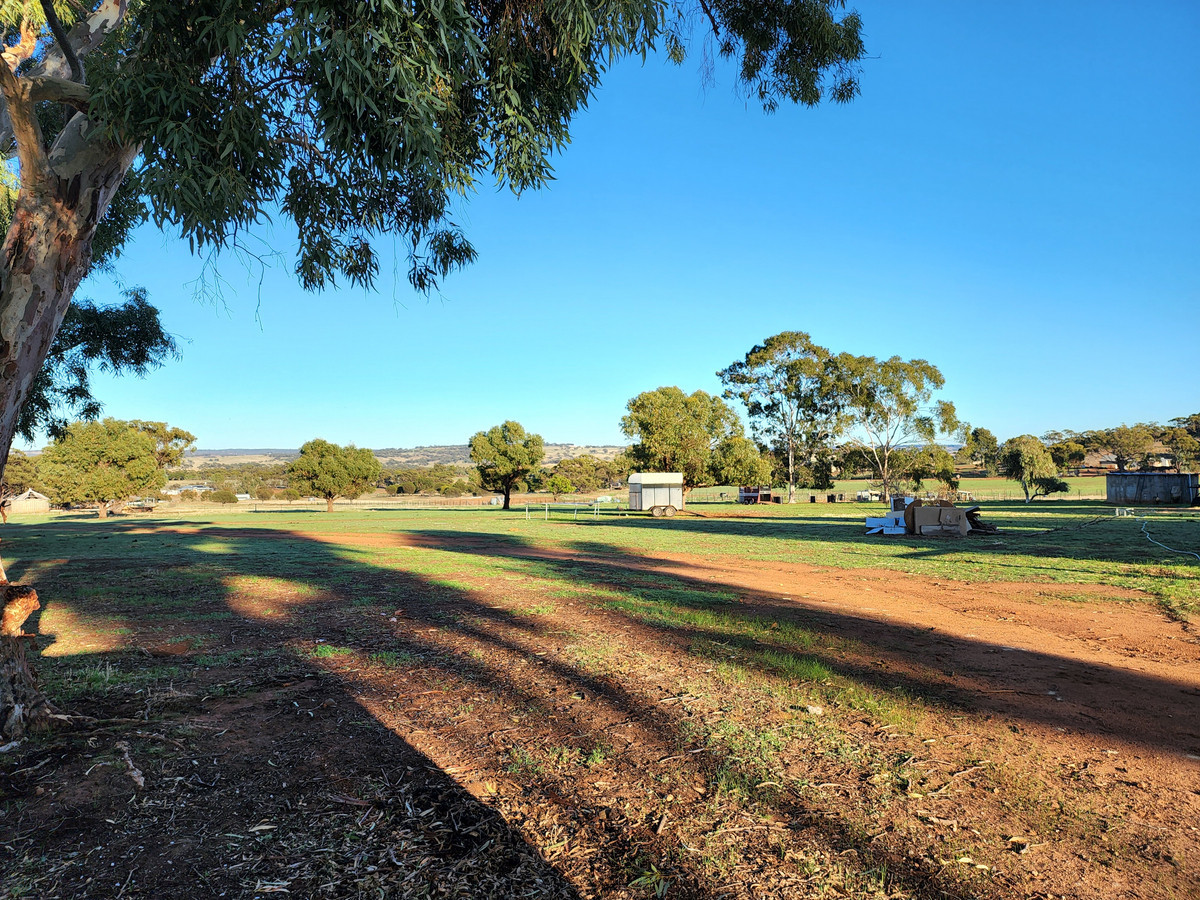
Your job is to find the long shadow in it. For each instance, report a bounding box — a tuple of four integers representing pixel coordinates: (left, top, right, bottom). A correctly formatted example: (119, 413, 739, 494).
(401, 528, 1200, 758)
(2, 520, 592, 899)
(581, 500, 1200, 568)
(0, 515, 1024, 900)
(556, 510, 1200, 600)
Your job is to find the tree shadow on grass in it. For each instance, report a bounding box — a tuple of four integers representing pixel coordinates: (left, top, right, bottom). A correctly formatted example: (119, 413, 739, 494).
(9, 515, 1200, 898)
(0, 516, 1037, 900)
(2, 521, 594, 899)
(401, 528, 1200, 759)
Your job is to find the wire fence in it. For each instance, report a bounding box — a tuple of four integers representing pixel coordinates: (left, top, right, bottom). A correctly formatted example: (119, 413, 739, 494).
(164, 485, 1109, 516)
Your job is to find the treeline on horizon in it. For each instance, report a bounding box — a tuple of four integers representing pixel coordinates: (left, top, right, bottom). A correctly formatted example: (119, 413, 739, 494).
(7, 413, 1198, 509)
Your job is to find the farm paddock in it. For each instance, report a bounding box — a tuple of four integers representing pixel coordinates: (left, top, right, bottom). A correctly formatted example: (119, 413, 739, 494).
(1, 504, 1197, 899)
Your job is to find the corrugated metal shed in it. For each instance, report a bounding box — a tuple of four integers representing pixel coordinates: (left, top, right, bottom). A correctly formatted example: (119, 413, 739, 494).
(1106, 472, 1199, 506)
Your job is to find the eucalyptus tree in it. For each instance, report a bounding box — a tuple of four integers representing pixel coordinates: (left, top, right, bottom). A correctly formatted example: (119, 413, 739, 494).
(1104, 424, 1155, 472)
(960, 426, 999, 476)
(129, 420, 196, 469)
(38, 417, 164, 517)
(0, 0, 867, 481)
(0, 0, 867, 739)
(620, 386, 744, 490)
(838, 355, 962, 501)
(999, 435, 1068, 503)
(718, 331, 844, 502)
(469, 421, 544, 510)
(1162, 427, 1199, 472)
(286, 438, 382, 513)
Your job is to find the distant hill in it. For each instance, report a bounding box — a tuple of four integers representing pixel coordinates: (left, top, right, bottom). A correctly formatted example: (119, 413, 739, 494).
(183, 444, 625, 469)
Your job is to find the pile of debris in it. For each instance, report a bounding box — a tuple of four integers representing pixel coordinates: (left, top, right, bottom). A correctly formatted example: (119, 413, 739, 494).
(865, 498, 998, 537)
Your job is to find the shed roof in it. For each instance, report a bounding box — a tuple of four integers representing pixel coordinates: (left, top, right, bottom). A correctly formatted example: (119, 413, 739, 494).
(628, 473, 683, 486)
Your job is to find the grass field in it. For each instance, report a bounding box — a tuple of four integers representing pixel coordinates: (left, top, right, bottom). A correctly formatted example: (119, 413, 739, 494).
(2, 501, 1198, 899)
(684, 476, 1111, 503)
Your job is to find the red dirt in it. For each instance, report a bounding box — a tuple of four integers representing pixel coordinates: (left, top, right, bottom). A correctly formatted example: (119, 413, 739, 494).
(3, 523, 1198, 900)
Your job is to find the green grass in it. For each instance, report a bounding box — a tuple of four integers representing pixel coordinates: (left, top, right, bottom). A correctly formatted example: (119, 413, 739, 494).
(14, 503, 1195, 668)
(307, 644, 356, 659)
(9, 502, 1187, 896)
(685, 475, 1110, 503)
(41, 659, 185, 701)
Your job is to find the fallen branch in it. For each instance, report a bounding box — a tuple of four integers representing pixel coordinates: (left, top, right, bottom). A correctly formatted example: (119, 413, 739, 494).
(115, 740, 145, 788)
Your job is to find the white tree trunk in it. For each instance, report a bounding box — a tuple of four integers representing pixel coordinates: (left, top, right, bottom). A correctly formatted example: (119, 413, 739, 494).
(0, 116, 137, 475)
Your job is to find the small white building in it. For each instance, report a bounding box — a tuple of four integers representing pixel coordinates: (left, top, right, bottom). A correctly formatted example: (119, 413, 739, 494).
(628, 473, 684, 517)
(7, 489, 50, 515)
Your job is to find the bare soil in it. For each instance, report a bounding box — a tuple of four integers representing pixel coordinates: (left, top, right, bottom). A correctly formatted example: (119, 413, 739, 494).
(2, 524, 1197, 899)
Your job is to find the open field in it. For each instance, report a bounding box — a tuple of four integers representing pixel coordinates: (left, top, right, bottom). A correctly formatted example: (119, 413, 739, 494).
(2, 503, 1198, 899)
(685, 477, 1111, 503)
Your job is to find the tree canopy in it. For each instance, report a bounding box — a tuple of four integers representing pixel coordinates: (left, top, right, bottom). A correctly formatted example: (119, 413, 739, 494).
(999, 435, 1067, 503)
(1103, 425, 1155, 472)
(469, 421, 545, 510)
(1, 448, 39, 494)
(711, 435, 774, 488)
(0, 0, 867, 479)
(552, 455, 622, 494)
(286, 439, 382, 512)
(1162, 427, 1199, 473)
(839, 355, 961, 500)
(620, 386, 747, 490)
(901, 444, 959, 494)
(959, 427, 999, 476)
(38, 417, 165, 516)
(130, 420, 197, 469)
(1047, 439, 1086, 474)
(718, 331, 843, 502)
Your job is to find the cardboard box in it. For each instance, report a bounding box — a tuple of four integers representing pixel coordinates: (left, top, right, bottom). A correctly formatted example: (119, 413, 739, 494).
(904, 501, 969, 536)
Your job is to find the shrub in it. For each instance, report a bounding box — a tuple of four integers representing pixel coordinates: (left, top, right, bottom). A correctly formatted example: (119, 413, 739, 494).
(210, 490, 238, 504)
(280, 489, 301, 502)
(255, 486, 275, 500)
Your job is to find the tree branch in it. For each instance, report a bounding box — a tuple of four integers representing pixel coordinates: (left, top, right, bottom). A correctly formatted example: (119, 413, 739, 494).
(38, 0, 128, 82)
(0, 1, 127, 155)
(40, 0, 85, 83)
(697, 0, 721, 37)
(1, 20, 40, 71)
(27, 76, 91, 111)
(0, 65, 49, 186)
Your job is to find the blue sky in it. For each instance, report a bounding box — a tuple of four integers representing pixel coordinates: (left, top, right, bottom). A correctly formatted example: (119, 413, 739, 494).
(31, 1, 1199, 451)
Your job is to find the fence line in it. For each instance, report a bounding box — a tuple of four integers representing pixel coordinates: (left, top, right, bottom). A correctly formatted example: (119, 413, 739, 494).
(172, 488, 1109, 515)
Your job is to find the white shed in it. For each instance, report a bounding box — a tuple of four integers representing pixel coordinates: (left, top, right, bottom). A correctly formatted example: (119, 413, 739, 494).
(628, 473, 684, 517)
(7, 489, 50, 515)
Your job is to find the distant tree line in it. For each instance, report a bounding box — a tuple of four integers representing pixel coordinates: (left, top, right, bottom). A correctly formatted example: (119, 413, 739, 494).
(1040, 418, 1199, 474)
(12, 406, 1196, 517)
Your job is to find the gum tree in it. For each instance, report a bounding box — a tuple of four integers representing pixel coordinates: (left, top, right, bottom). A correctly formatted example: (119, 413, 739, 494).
(38, 417, 164, 517)
(0, 0, 866, 480)
(718, 331, 844, 502)
(286, 439, 382, 513)
(999, 435, 1068, 503)
(620, 386, 744, 491)
(469, 421, 544, 510)
(0, 0, 866, 738)
(839, 355, 962, 501)
(1104, 424, 1155, 472)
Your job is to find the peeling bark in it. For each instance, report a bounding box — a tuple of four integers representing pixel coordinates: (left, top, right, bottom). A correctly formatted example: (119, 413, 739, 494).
(1, 583, 48, 742)
(0, 114, 138, 475)
(0, 42, 138, 736)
